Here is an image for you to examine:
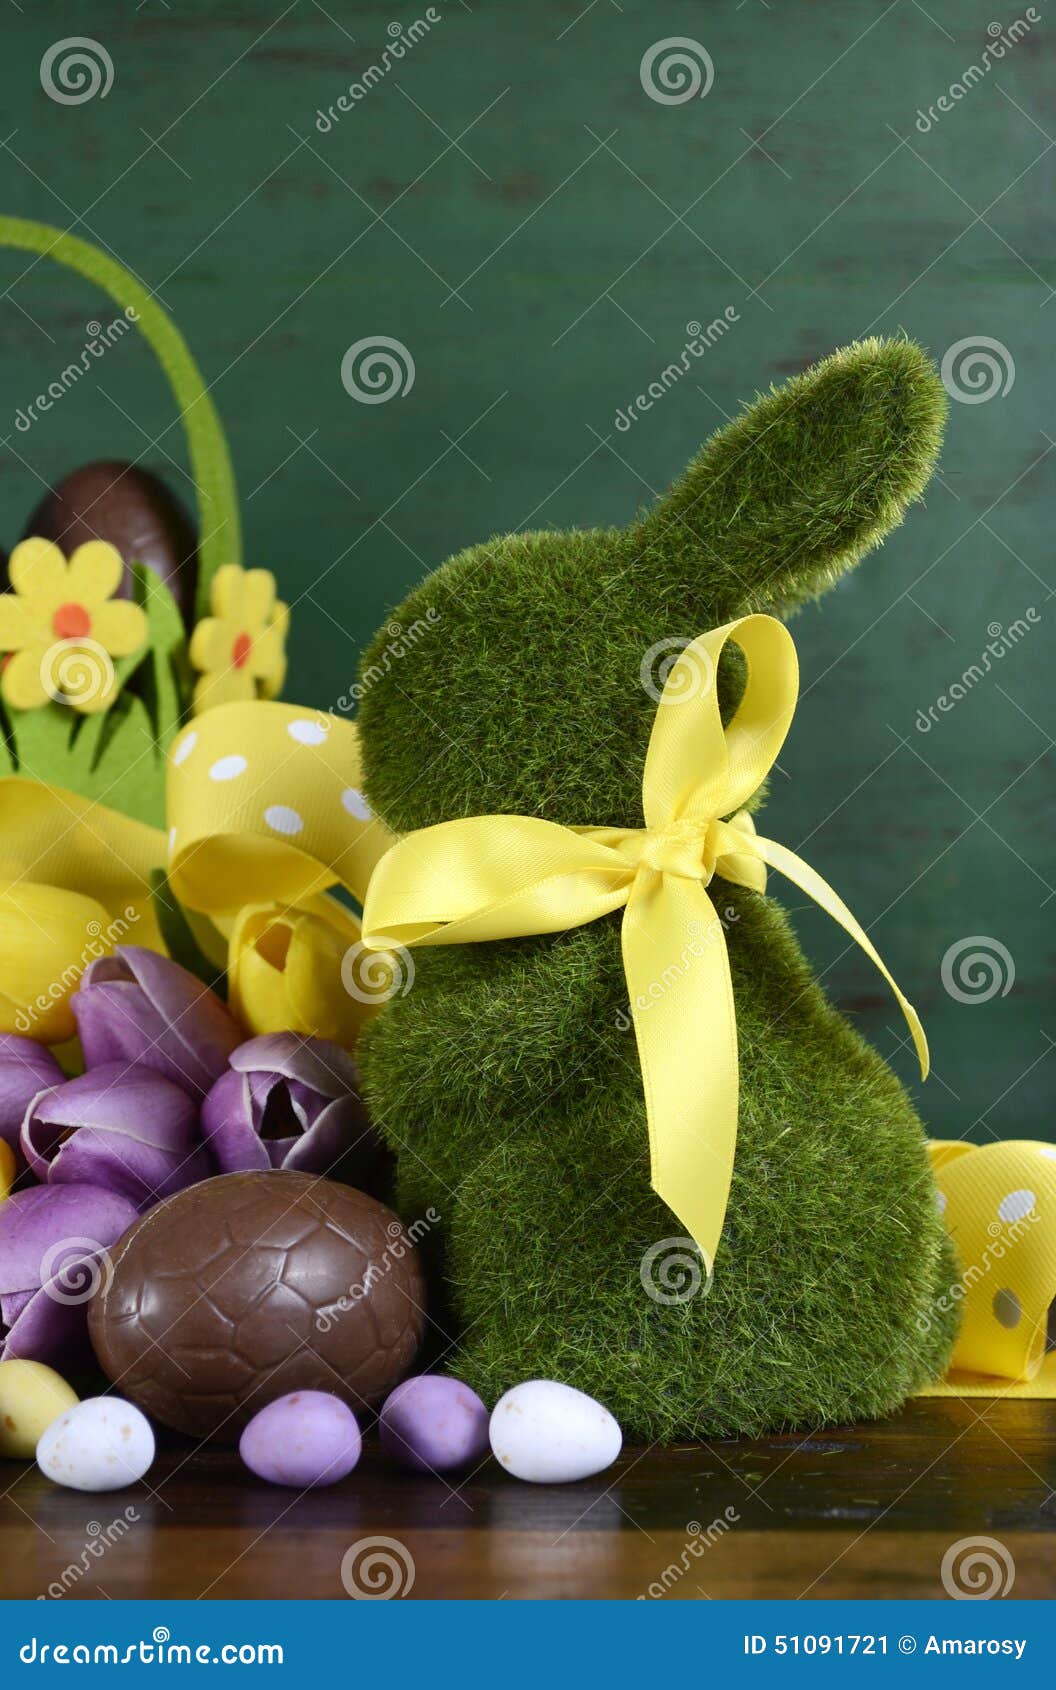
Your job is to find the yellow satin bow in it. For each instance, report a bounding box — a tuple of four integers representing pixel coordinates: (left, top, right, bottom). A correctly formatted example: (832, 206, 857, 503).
(361, 613, 929, 1269)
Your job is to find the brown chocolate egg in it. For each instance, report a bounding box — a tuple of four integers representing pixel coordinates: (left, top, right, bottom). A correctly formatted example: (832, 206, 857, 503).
(21, 461, 198, 620)
(88, 1172, 426, 1441)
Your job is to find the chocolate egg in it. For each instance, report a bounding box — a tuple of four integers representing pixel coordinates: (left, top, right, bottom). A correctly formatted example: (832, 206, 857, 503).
(21, 461, 198, 620)
(87, 1172, 426, 1441)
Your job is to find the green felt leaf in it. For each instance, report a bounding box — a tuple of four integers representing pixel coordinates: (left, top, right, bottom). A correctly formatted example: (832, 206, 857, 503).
(133, 561, 192, 747)
(75, 693, 167, 822)
(7, 694, 167, 824)
(5, 700, 79, 783)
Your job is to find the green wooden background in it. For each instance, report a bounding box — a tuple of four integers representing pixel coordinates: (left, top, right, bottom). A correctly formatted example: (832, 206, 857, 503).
(1, 0, 1052, 1143)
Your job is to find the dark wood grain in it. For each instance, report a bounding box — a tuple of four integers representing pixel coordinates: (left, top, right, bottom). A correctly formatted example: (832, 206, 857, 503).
(3, 1399, 1053, 1600)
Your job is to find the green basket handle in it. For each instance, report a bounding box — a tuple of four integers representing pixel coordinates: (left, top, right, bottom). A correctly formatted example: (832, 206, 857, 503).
(0, 215, 241, 619)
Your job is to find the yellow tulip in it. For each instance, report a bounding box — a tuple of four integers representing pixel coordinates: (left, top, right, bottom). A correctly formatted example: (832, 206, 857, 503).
(0, 882, 117, 1044)
(227, 897, 389, 1050)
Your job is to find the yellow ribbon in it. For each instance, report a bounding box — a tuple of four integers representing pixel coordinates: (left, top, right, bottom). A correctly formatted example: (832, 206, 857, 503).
(917, 1138, 1056, 1398)
(360, 613, 929, 1269)
(164, 703, 393, 914)
(0, 701, 392, 947)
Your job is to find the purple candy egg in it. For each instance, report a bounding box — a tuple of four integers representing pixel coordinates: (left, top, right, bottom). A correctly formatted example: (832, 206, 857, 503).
(238, 1391, 361, 1489)
(379, 1375, 490, 1474)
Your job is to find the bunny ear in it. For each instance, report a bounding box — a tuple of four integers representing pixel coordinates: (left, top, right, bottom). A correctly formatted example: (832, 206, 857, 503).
(628, 338, 946, 622)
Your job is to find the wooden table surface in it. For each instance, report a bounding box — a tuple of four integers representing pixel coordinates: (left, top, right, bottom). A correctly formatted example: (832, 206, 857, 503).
(2, 1398, 1052, 1601)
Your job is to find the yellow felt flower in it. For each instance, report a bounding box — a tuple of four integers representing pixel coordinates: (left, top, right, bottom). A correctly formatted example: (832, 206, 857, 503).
(0, 538, 147, 714)
(189, 564, 288, 714)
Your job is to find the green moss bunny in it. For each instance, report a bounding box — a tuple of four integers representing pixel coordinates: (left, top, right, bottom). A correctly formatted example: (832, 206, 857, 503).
(356, 338, 959, 1438)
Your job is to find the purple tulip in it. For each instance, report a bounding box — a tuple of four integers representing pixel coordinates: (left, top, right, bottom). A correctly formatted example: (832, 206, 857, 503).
(0, 1182, 139, 1364)
(201, 1033, 383, 1184)
(0, 1034, 65, 1163)
(72, 946, 242, 1096)
(21, 1062, 212, 1212)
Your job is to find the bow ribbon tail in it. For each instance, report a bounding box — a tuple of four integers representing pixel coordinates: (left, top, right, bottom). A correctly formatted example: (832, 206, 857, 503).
(622, 869, 739, 1271)
(748, 832, 929, 1079)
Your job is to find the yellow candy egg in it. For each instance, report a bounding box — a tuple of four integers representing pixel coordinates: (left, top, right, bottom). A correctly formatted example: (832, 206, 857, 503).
(0, 1360, 79, 1460)
(0, 1139, 15, 1201)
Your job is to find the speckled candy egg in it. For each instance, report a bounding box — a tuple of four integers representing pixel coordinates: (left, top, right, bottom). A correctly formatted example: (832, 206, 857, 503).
(88, 1172, 426, 1441)
(490, 1380, 622, 1484)
(380, 1375, 490, 1473)
(37, 1396, 154, 1492)
(0, 1359, 78, 1459)
(239, 1391, 361, 1488)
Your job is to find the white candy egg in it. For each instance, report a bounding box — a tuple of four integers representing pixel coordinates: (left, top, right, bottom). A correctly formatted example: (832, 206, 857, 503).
(489, 1379, 622, 1484)
(37, 1396, 155, 1492)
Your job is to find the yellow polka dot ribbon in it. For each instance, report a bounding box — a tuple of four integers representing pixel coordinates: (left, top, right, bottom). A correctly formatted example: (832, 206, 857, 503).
(164, 702, 392, 913)
(916, 1139, 1056, 1398)
(0, 700, 392, 947)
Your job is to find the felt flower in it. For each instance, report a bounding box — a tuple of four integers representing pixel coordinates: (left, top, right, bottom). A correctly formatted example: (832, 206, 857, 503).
(227, 900, 383, 1050)
(189, 564, 288, 713)
(0, 538, 147, 713)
